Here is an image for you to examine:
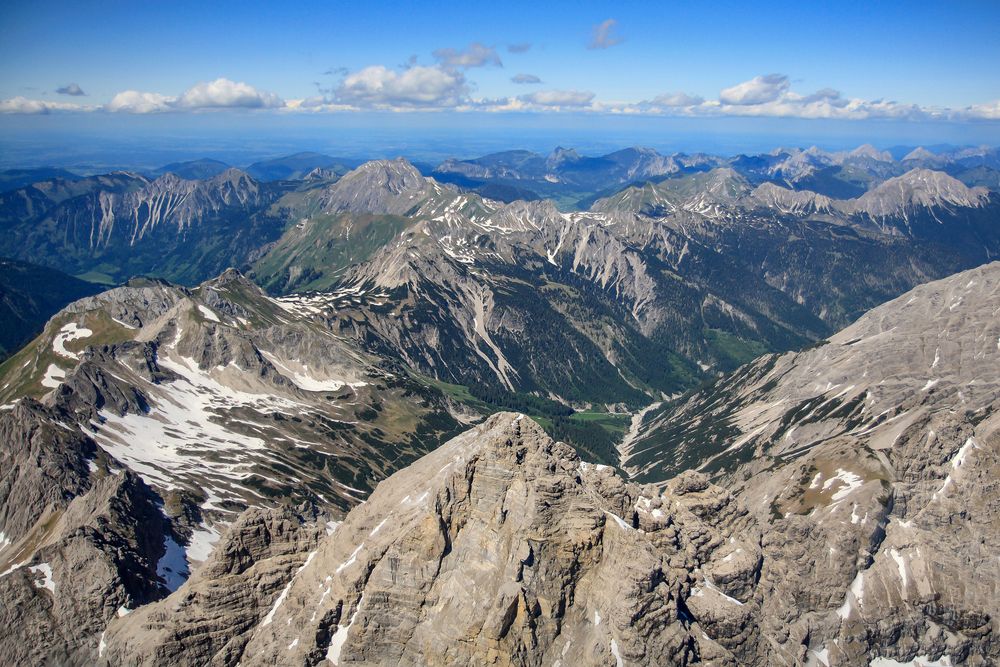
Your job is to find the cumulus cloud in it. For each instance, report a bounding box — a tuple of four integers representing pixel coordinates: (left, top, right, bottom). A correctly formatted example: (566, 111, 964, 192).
(799, 87, 845, 105)
(507, 42, 532, 53)
(105, 78, 284, 113)
(646, 92, 704, 107)
(588, 19, 623, 50)
(964, 100, 1000, 120)
(4, 66, 1000, 124)
(0, 96, 90, 114)
(335, 65, 469, 108)
(511, 73, 542, 85)
(433, 42, 502, 69)
(106, 90, 174, 113)
(175, 78, 283, 109)
(719, 74, 790, 105)
(56, 83, 86, 96)
(519, 89, 595, 107)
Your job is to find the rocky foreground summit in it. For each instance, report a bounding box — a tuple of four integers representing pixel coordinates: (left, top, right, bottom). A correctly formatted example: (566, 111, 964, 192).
(101, 412, 763, 666)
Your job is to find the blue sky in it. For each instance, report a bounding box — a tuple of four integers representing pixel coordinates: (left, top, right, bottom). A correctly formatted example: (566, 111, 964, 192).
(1, 0, 999, 161)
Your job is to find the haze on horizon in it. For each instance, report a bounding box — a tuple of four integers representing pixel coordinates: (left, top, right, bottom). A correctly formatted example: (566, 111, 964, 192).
(1, 0, 999, 166)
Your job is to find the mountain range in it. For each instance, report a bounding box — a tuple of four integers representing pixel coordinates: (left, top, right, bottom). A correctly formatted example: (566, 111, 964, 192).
(1, 259, 996, 665)
(0, 143, 998, 665)
(3, 146, 997, 408)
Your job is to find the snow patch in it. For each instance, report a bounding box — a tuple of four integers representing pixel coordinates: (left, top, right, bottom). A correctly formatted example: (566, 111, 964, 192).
(889, 548, 908, 595)
(28, 563, 55, 593)
(260, 351, 349, 392)
(932, 475, 953, 501)
(951, 437, 978, 468)
(41, 363, 66, 389)
(809, 647, 831, 667)
(692, 574, 744, 606)
(823, 468, 864, 502)
(262, 550, 317, 626)
(196, 305, 220, 322)
(327, 593, 365, 664)
(610, 638, 624, 667)
(336, 543, 365, 574)
(157, 535, 190, 592)
(604, 511, 633, 531)
(368, 517, 389, 537)
(52, 322, 92, 360)
(187, 523, 221, 563)
(837, 571, 864, 620)
(88, 353, 280, 496)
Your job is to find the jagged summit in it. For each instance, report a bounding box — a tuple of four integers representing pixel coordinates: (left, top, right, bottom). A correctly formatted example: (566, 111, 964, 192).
(851, 167, 990, 218)
(546, 145, 582, 169)
(100, 411, 764, 665)
(316, 157, 442, 216)
(345, 157, 424, 185)
(750, 181, 837, 215)
(846, 143, 893, 161)
(199, 266, 259, 290)
(902, 146, 937, 161)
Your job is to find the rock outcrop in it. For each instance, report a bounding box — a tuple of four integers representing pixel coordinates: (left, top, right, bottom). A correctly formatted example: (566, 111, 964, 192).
(101, 413, 765, 666)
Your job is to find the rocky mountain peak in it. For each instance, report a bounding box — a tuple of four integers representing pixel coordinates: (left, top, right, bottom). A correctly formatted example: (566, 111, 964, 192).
(318, 158, 437, 215)
(902, 146, 937, 161)
(546, 146, 582, 169)
(852, 167, 990, 217)
(343, 158, 424, 191)
(210, 166, 256, 186)
(103, 411, 762, 664)
(304, 166, 338, 181)
(751, 181, 836, 214)
(200, 266, 257, 290)
(848, 143, 892, 161)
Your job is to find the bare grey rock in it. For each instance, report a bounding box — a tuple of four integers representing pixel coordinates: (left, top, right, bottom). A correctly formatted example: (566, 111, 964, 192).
(100, 505, 325, 666)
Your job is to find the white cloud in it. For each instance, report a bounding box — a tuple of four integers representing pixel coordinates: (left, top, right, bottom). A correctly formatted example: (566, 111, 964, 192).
(646, 92, 704, 107)
(0, 96, 90, 114)
(965, 100, 1000, 120)
(175, 78, 283, 109)
(285, 97, 359, 113)
(106, 90, 175, 113)
(511, 73, 542, 85)
(105, 78, 283, 113)
(519, 89, 595, 107)
(433, 42, 502, 69)
(589, 19, 623, 50)
(56, 83, 86, 96)
(4, 67, 999, 124)
(720, 74, 790, 105)
(335, 65, 469, 108)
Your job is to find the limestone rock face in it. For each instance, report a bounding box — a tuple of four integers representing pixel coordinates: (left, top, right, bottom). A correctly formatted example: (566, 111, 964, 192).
(0, 399, 95, 542)
(0, 465, 173, 666)
(100, 506, 326, 666)
(622, 262, 1000, 666)
(96, 413, 763, 666)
